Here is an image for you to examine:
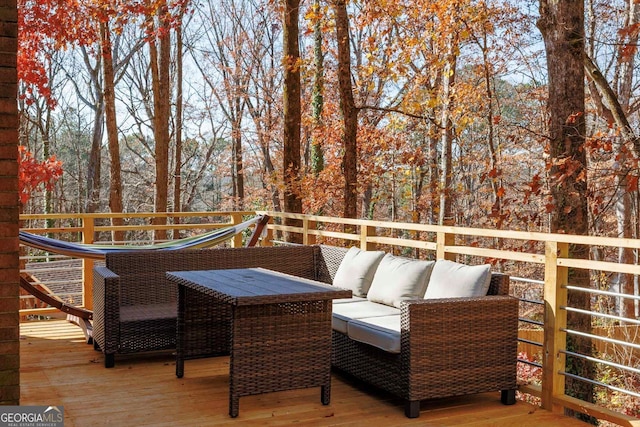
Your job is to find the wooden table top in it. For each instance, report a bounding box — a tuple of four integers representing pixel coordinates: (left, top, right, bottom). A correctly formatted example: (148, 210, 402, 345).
(167, 268, 352, 306)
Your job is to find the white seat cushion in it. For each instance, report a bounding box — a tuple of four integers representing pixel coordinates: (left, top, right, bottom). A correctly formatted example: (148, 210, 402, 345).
(366, 254, 435, 308)
(331, 300, 400, 333)
(332, 247, 385, 297)
(347, 315, 401, 354)
(424, 259, 492, 299)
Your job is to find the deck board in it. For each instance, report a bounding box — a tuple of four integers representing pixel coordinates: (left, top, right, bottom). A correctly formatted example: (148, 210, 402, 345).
(20, 320, 585, 427)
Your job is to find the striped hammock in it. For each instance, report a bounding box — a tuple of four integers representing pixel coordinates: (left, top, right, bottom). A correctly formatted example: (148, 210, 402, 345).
(19, 215, 269, 260)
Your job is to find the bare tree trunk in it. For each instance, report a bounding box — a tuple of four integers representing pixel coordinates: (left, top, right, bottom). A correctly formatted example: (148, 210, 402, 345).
(334, 0, 358, 221)
(82, 48, 104, 215)
(173, 8, 185, 230)
(538, 1, 595, 421)
(149, 4, 171, 241)
(478, 31, 502, 229)
(100, 22, 124, 243)
(232, 93, 244, 209)
(283, 0, 303, 242)
(428, 130, 439, 224)
(86, 98, 103, 214)
(311, 0, 325, 178)
(438, 35, 456, 226)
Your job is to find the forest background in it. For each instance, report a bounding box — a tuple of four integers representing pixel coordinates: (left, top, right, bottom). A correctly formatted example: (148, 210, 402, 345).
(16, 0, 640, 420)
(16, 0, 640, 248)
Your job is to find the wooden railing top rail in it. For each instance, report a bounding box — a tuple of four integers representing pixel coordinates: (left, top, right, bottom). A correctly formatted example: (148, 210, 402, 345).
(258, 210, 640, 250)
(18, 210, 640, 426)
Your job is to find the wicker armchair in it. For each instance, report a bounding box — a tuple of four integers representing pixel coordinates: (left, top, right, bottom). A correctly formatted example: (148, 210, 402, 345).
(92, 245, 319, 368)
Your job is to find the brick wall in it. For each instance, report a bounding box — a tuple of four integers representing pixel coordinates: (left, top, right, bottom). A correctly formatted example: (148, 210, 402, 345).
(0, 0, 19, 406)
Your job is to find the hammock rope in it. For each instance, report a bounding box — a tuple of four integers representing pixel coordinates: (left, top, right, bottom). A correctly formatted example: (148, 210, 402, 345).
(19, 214, 269, 260)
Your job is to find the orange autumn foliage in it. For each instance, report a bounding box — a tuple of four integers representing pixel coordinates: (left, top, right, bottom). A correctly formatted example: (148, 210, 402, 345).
(17, 146, 63, 205)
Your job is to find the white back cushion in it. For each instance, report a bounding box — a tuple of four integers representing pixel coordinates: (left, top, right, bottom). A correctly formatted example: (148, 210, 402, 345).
(332, 247, 385, 297)
(424, 259, 492, 299)
(367, 254, 435, 308)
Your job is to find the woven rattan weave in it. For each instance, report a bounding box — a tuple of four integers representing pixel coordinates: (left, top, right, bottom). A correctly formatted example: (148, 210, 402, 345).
(169, 268, 351, 417)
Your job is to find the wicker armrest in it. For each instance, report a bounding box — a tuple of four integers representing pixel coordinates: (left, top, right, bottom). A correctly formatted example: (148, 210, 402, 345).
(399, 295, 519, 393)
(93, 266, 122, 354)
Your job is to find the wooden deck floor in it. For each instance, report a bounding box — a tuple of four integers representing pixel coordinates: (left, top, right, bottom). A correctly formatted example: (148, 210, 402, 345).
(19, 320, 586, 427)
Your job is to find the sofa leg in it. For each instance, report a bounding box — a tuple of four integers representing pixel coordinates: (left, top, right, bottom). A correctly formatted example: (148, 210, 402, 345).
(105, 353, 115, 368)
(501, 389, 516, 405)
(405, 400, 420, 418)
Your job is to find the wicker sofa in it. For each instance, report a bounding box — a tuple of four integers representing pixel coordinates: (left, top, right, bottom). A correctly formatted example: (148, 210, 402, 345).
(92, 244, 517, 418)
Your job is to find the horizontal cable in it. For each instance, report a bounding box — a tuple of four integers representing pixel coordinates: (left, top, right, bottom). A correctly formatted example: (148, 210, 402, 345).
(519, 298, 544, 305)
(519, 318, 544, 326)
(511, 276, 544, 285)
(517, 358, 542, 368)
(561, 306, 640, 326)
(562, 349, 640, 376)
(560, 372, 640, 399)
(561, 328, 640, 351)
(564, 285, 640, 301)
(518, 338, 543, 347)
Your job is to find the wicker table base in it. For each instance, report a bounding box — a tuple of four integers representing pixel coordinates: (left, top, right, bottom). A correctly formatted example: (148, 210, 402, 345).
(169, 268, 351, 418)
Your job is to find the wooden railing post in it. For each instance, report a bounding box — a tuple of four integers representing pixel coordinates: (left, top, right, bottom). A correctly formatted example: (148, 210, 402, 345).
(263, 216, 274, 246)
(81, 215, 95, 310)
(436, 231, 456, 261)
(230, 213, 243, 248)
(303, 219, 317, 245)
(542, 240, 568, 413)
(360, 223, 377, 251)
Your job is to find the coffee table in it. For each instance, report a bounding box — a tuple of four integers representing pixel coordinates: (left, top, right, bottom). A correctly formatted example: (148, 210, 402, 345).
(167, 267, 351, 417)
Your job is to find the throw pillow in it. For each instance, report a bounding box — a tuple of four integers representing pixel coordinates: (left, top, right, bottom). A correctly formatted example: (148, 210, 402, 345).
(332, 247, 385, 297)
(367, 254, 435, 308)
(424, 259, 492, 299)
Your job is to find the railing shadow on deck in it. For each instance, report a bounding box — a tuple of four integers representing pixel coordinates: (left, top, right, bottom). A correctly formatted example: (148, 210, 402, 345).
(19, 210, 640, 426)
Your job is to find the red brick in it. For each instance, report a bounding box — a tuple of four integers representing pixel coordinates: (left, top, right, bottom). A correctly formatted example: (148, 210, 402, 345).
(0, 312, 18, 328)
(0, 131, 18, 145)
(0, 239, 17, 255)
(0, 96, 16, 113)
(0, 326, 18, 341)
(0, 2, 17, 14)
(0, 193, 18, 207)
(0, 84, 17, 100)
(0, 254, 17, 269)
(0, 339, 18, 355)
(0, 177, 18, 191)
(0, 55, 15, 69)
(0, 112, 17, 128)
(0, 384, 19, 403)
(0, 205, 16, 221)
(0, 21, 16, 37)
(0, 369, 19, 386)
(0, 268, 18, 282)
(0, 354, 18, 369)
(0, 44, 18, 61)
(0, 282, 17, 297)
(0, 221, 18, 235)
(0, 297, 18, 313)
(0, 158, 16, 174)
